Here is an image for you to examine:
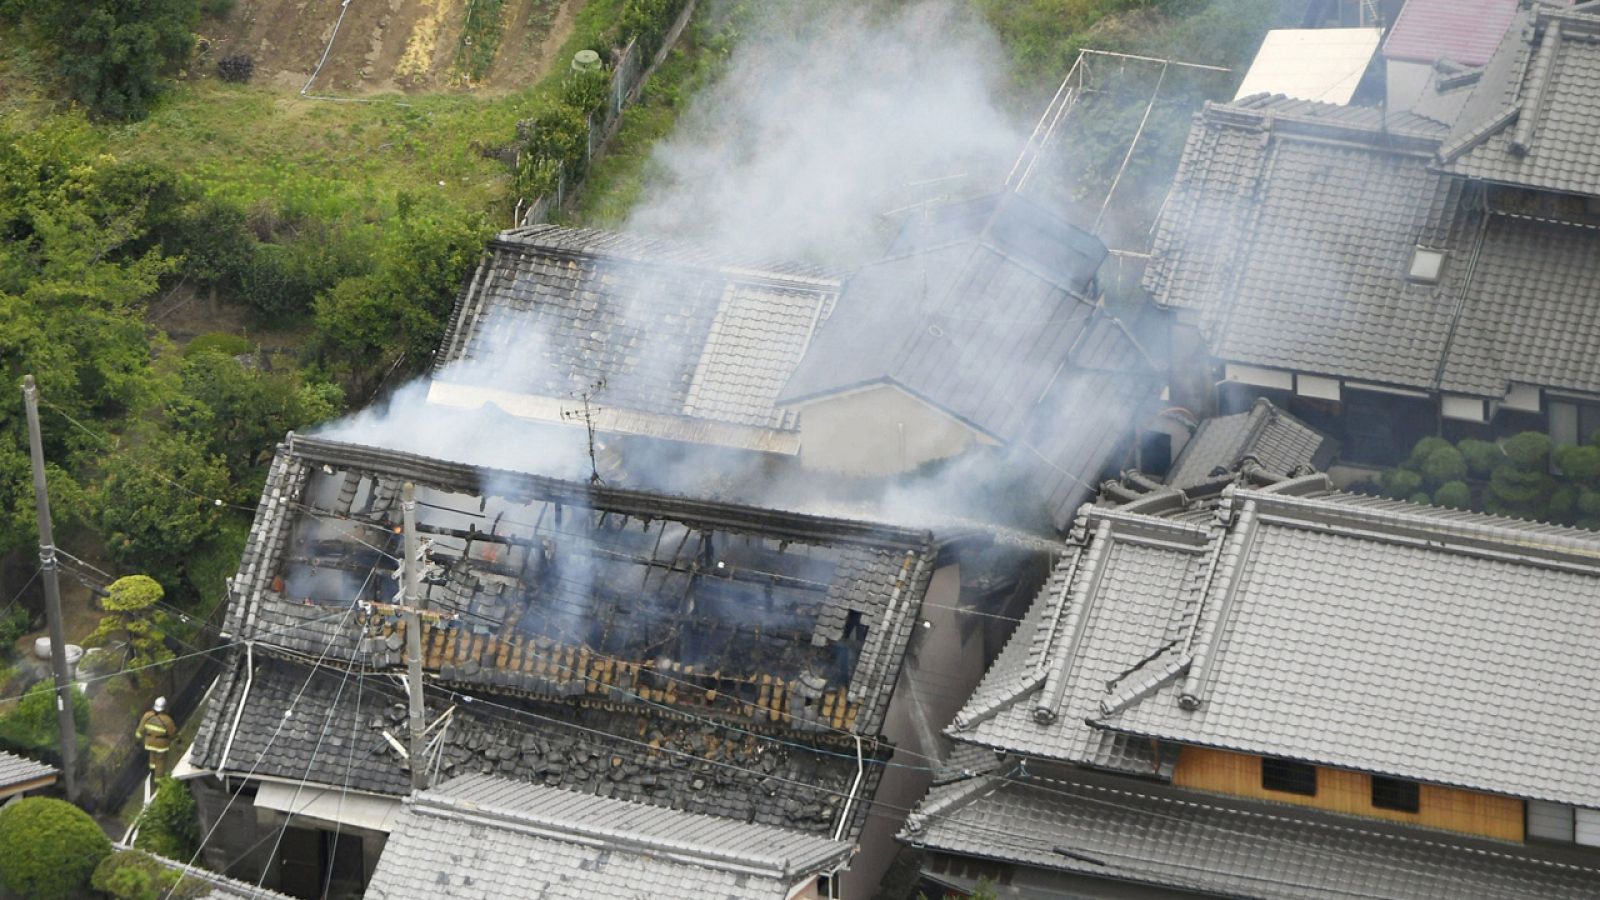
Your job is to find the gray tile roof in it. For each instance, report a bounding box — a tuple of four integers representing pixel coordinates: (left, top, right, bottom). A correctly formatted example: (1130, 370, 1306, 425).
(902, 769, 1600, 899)
(1164, 398, 1336, 489)
(1439, 5, 1600, 198)
(434, 224, 838, 437)
(189, 655, 875, 836)
(780, 193, 1112, 442)
(0, 750, 55, 793)
(949, 479, 1600, 807)
(365, 773, 851, 899)
(1145, 91, 1600, 398)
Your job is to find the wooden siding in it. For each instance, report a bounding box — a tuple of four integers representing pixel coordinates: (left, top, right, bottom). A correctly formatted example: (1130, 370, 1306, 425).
(1172, 746, 1525, 841)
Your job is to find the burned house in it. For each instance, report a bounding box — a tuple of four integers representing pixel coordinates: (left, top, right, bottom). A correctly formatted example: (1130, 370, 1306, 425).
(180, 434, 968, 895)
(427, 195, 1161, 531)
(1146, 2, 1600, 464)
(905, 476, 1600, 898)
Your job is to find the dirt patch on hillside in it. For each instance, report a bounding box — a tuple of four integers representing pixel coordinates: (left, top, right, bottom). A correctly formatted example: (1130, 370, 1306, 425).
(195, 0, 587, 95)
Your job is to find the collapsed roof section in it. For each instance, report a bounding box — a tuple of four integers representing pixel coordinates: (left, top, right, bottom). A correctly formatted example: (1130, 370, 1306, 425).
(189, 655, 870, 835)
(1160, 397, 1336, 491)
(366, 773, 853, 899)
(950, 477, 1600, 809)
(225, 435, 937, 745)
(430, 225, 841, 454)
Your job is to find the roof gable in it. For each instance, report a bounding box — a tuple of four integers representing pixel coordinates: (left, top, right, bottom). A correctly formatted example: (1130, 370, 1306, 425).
(953, 483, 1600, 807)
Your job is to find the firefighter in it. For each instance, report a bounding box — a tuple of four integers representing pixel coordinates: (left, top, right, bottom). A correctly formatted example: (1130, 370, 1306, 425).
(135, 697, 178, 779)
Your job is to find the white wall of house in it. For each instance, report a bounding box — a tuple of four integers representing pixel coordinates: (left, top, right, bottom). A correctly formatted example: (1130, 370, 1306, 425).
(792, 385, 995, 477)
(841, 564, 992, 897)
(1386, 59, 1433, 113)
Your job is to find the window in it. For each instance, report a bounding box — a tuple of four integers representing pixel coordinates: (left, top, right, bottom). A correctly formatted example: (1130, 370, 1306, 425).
(1408, 247, 1446, 283)
(1261, 758, 1317, 796)
(1371, 776, 1421, 813)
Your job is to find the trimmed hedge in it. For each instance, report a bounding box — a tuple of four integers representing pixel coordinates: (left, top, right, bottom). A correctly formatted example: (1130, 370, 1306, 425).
(1378, 431, 1600, 528)
(0, 796, 112, 899)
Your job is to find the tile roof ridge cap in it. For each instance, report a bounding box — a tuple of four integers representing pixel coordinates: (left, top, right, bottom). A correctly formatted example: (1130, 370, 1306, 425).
(1237, 488, 1600, 564)
(1177, 491, 1260, 711)
(902, 770, 1006, 838)
(1082, 505, 1213, 544)
(1031, 519, 1116, 725)
(1509, 17, 1562, 154)
(411, 790, 829, 878)
(1440, 101, 1522, 163)
(1099, 644, 1190, 717)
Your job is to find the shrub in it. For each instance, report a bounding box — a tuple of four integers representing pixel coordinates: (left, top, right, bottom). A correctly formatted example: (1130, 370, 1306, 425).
(1488, 465, 1552, 517)
(562, 68, 611, 116)
(1380, 468, 1422, 500)
(1580, 488, 1600, 518)
(1556, 444, 1600, 487)
(133, 778, 200, 861)
(1404, 436, 1453, 471)
(0, 796, 112, 899)
(1433, 481, 1471, 510)
(1502, 431, 1552, 470)
(0, 680, 90, 759)
(0, 605, 31, 657)
(91, 849, 210, 900)
(1420, 446, 1466, 488)
(1457, 439, 1503, 478)
(1549, 485, 1578, 520)
(1407, 491, 1431, 505)
(216, 53, 254, 83)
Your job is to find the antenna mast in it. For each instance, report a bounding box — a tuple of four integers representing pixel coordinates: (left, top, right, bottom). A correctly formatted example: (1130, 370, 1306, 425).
(562, 379, 606, 485)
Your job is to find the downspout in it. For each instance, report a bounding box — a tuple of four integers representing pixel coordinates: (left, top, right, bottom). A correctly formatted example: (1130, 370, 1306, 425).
(832, 734, 865, 843)
(216, 641, 255, 775)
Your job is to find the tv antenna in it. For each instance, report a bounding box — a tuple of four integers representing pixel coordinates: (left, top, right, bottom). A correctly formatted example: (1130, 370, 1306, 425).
(562, 378, 606, 485)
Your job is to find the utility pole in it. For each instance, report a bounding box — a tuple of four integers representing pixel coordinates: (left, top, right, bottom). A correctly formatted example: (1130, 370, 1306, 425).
(401, 483, 428, 791)
(21, 376, 79, 804)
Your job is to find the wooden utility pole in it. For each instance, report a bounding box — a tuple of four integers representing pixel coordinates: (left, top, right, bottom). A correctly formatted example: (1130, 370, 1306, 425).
(21, 376, 79, 804)
(401, 483, 428, 790)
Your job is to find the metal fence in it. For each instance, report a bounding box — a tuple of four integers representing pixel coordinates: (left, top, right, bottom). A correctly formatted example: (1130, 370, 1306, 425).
(519, 0, 698, 226)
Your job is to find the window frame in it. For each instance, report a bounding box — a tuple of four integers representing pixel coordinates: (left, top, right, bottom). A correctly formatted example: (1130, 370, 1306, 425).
(1260, 758, 1318, 796)
(1370, 776, 1421, 813)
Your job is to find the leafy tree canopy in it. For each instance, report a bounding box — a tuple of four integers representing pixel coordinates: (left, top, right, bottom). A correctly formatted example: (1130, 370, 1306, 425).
(0, 796, 110, 900)
(8, 0, 200, 120)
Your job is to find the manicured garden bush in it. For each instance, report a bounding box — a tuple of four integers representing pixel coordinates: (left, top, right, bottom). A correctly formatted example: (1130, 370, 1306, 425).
(0, 796, 111, 899)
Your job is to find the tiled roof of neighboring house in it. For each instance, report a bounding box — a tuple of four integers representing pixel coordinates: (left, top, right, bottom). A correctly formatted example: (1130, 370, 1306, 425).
(1439, 5, 1600, 198)
(1145, 91, 1600, 399)
(0, 750, 55, 795)
(1382, 0, 1521, 66)
(949, 478, 1600, 807)
(365, 774, 852, 899)
(190, 655, 877, 836)
(432, 224, 839, 445)
(1164, 398, 1336, 490)
(779, 193, 1111, 443)
(901, 769, 1600, 899)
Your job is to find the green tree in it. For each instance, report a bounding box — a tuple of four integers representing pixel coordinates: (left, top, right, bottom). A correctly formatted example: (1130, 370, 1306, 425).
(0, 680, 89, 758)
(84, 575, 174, 681)
(97, 434, 229, 591)
(133, 777, 200, 860)
(170, 349, 341, 481)
(0, 797, 110, 899)
(12, 0, 200, 120)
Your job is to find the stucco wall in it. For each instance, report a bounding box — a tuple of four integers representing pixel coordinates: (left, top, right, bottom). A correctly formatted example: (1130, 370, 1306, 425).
(794, 385, 991, 477)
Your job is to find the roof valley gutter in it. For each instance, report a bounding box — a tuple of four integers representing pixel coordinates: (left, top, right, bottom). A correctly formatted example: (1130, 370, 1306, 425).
(1429, 194, 1493, 393)
(217, 641, 255, 775)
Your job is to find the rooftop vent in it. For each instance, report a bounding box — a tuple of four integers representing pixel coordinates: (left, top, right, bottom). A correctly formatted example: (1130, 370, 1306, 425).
(1408, 246, 1446, 284)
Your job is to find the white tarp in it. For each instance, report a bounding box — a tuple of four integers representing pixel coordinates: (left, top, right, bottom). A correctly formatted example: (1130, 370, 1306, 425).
(1235, 28, 1382, 104)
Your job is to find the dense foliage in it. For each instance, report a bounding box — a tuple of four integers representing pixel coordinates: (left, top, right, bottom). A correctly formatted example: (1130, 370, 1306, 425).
(84, 575, 174, 681)
(0, 796, 111, 899)
(133, 777, 202, 861)
(0, 679, 90, 760)
(2, 0, 199, 120)
(92, 850, 212, 900)
(1378, 432, 1600, 528)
